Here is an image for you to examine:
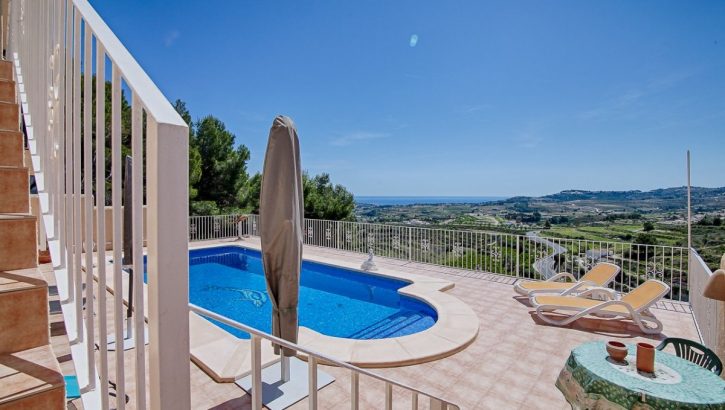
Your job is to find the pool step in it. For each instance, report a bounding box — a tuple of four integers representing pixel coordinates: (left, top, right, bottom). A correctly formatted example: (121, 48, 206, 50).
(349, 313, 429, 339)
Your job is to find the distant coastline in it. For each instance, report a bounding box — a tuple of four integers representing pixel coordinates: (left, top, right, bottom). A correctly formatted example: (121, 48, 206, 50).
(355, 196, 508, 206)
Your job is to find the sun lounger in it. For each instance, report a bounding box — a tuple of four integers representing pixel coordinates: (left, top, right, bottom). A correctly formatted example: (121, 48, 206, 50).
(529, 279, 670, 334)
(514, 262, 620, 296)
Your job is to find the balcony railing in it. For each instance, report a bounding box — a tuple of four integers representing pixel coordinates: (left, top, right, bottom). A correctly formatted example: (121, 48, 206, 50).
(190, 304, 460, 410)
(10, 0, 189, 408)
(191, 214, 691, 302)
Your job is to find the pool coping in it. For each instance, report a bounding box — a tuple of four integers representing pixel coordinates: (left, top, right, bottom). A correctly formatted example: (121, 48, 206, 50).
(86, 241, 479, 382)
(189, 241, 480, 369)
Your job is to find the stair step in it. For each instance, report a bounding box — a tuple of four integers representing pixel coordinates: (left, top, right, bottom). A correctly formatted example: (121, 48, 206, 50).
(0, 268, 49, 355)
(0, 80, 15, 104)
(0, 166, 29, 213)
(0, 345, 65, 409)
(0, 214, 37, 271)
(0, 102, 18, 131)
(0, 61, 12, 82)
(0, 131, 24, 167)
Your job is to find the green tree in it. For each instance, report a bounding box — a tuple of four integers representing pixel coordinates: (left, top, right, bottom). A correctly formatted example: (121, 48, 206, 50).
(238, 172, 262, 213)
(635, 232, 657, 245)
(239, 172, 355, 221)
(302, 173, 355, 221)
(643, 221, 655, 232)
(81, 76, 132, 205)
(189, 200, 220, 216)
(194, 115, 250, 211)
(172, 100, 202, 200)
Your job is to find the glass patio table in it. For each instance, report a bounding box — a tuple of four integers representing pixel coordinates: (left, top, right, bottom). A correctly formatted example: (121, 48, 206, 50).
(556, 341, 725, 409)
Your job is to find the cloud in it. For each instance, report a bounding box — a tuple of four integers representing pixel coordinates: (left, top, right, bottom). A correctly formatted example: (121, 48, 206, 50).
(331, 131, 389, 147)
(409, 34, 419, 48)
(164, 30, 180, 47)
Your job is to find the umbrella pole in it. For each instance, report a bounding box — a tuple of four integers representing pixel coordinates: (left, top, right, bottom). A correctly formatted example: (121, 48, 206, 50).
(281, 355, 290, 382)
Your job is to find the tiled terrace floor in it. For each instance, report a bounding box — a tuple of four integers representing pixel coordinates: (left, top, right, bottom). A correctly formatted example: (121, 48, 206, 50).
(56, 237, 700, 409)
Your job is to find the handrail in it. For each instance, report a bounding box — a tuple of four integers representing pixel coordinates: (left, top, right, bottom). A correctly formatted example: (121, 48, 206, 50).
(72, 0, 185, 126)
(189, 304, 460, 410)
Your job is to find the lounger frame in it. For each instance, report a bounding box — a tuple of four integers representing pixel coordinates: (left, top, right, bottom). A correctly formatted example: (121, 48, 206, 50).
(530, 280, 671, 335)
(514, 262, 620, 297)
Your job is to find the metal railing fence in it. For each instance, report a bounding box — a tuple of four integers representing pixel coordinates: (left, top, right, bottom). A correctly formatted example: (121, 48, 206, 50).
(10, 0, 190, 409)
(190, 214, 690, 301)
(190, 304, 459, 410)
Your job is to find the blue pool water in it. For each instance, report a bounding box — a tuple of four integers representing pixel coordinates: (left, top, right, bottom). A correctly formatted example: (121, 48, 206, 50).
(175, 246, 436, 339)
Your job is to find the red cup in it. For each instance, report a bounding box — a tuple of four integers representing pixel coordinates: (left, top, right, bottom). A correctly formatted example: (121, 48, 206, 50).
(636, 342, 655, 373)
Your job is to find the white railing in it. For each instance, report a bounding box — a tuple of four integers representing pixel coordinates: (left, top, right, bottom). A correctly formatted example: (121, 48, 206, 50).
(10, 1, 190, 409)
(193, 214, 690, 301)
(189, 304, 460, 410)
(688, 249, 724, 362)
(189, 214, 243, 242)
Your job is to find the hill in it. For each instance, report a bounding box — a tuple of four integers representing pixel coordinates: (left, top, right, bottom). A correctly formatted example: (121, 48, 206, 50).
(495, 186, 725, 213)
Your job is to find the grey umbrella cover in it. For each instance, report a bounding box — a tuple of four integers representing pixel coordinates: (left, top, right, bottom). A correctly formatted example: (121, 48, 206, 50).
(260, 116, 304, 356)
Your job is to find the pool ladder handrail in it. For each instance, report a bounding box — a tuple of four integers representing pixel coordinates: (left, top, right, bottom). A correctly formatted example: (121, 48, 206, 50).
(189, 303, 460, 410)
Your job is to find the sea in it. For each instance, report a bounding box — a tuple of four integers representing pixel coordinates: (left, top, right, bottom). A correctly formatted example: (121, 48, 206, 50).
(355, 196, 507, 206)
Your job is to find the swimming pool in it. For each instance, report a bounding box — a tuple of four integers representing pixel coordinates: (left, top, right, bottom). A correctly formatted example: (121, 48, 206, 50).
(185, 246, 437, 340)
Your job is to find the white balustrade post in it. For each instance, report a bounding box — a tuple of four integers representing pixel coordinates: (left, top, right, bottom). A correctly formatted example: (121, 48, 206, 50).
(351, 371, 359, 410)
(308, 356, 318, 408)
(146, 118, 191, 410)
(516, 236, 520, 277)
(385, 382, 393, 410)
(250, 335, 262, 410)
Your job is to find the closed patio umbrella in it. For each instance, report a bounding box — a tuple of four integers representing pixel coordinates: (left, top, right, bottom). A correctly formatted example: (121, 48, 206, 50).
(237, 115, 333, 406)
(260, 115, 304, 369)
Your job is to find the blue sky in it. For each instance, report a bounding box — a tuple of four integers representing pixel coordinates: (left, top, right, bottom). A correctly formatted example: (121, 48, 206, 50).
(90, 0, 725, 197)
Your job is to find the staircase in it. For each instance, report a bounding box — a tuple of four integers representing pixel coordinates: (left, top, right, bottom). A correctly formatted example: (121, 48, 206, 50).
(0, 59, 65, 409)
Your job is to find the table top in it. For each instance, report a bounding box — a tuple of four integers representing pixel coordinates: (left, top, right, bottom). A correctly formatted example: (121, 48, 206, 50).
(564, 341, 725, 408)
